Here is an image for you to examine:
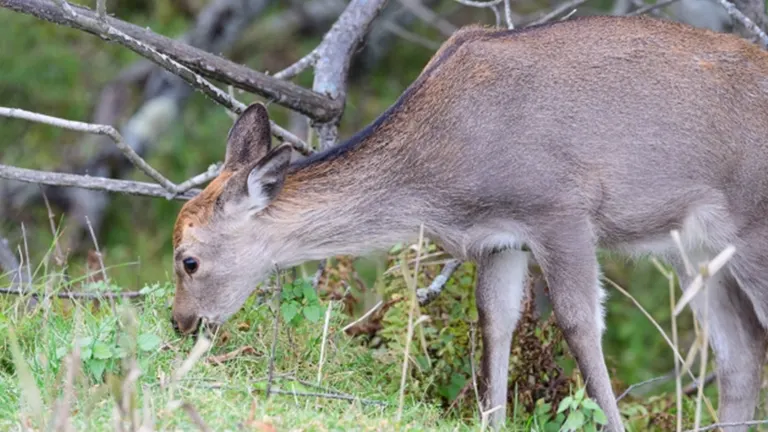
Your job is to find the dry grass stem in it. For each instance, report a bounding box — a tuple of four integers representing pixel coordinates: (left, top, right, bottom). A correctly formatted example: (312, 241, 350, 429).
(317, 299, 335, 385)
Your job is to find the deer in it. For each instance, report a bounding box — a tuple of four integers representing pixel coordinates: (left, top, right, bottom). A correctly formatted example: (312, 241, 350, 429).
(170, 15, 768, 432)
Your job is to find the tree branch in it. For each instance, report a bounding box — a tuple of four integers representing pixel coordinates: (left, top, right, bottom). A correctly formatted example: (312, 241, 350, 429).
(716, 0, 768, 48)
(416, 259, 462, 306)
(311, 0, 389, 149)
(0, 0, 342, 122)
(0, 165, 200, 201)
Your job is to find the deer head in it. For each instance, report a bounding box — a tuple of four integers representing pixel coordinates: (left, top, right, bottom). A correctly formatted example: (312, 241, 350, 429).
(171, 103, 293, 334)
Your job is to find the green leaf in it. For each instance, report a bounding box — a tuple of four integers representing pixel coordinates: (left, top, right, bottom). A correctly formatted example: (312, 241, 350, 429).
(92, 342, 113, 360)
(581, 399, 600, 411)
(302, 283, 318, 303)
(584, 422, 598, 432)
(562, 410, 585, 431)
(88, 359, 107, 380)
(574, 387, 585, 402)
(557, 396, 573, 413)
(302, 304, 322, 322)
(592, 407, 608, 425)
(281, 302, 299, 324)
(137, 333, 162, 352)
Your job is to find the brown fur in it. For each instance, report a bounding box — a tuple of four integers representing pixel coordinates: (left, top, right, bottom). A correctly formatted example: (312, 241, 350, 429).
(172, 170, 233, 248)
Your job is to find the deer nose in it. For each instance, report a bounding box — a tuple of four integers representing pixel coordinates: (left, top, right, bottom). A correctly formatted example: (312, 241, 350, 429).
(170, 313, 201, 336)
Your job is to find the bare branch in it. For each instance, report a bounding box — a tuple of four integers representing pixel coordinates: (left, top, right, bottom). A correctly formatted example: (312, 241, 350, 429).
(0, 0, 342, 122)
(398, 0, 457, 36)
(453, 0, 503, 7)
(0, 107, 179, 194)
(503, 0, 514, 29)
(715, 0, 768, 47)
(687, 419, 768, 432)
(417, 259, 461, 306)
(273, 48, 320, 80)
(0, 165, 200, 200)
(527, 0, 589, 26)
(312, 0, 389, 149)
(627, 0, 682, 16)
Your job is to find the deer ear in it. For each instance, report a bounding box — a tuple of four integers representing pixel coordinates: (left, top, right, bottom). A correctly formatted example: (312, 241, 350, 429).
(246, 144, 292, 212)
(225, 103, 272, 171)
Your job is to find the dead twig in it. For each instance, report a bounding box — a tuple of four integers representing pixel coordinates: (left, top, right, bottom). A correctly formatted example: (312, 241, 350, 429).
(416, 259, 461, 306)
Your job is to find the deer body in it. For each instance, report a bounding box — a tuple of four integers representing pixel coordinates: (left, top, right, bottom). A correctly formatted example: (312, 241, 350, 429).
(172, 16, 768, 432)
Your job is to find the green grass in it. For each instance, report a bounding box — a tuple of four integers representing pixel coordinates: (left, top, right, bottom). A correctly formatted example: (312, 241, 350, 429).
(0, 278, 475, 431)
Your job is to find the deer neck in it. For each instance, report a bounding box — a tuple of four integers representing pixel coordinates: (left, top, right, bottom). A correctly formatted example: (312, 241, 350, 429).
(265, 130, 426, 267)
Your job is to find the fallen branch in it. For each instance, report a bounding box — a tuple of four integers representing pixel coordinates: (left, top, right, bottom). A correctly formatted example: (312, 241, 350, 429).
(0, 0, 342, 123)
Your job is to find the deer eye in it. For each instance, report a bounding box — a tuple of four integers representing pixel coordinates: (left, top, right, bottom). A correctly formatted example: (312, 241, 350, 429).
(182, 257, 199, 275)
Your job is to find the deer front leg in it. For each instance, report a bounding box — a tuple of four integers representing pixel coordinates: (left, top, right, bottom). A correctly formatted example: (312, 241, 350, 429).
(533, 222, 624, 432)
(476, 248, 529, 429)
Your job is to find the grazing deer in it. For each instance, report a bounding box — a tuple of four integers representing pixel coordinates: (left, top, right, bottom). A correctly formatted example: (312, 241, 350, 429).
(171, 15, 768, 431)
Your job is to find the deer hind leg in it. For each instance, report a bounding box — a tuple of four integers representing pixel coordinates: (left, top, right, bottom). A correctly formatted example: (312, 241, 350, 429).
(475, 248, 529, 429)
(532, 220, 624, 432)
(702, 242, 768, 431)
(670, 250, 764, 432)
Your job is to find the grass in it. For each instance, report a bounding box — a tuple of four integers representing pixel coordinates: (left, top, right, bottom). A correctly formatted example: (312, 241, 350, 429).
(0, 277, 474, 431)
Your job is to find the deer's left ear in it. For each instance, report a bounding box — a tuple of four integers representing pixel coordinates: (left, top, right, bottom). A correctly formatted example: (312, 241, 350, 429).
(246, 144, 292, 212)
(225, 103, 272, 171)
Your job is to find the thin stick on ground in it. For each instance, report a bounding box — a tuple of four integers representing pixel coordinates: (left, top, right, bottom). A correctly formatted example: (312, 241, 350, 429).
(341, 300, 383, 333)
(252, 388, 387, 406)
(615, 374, 672, 402)
(84, 216, 108, 284)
